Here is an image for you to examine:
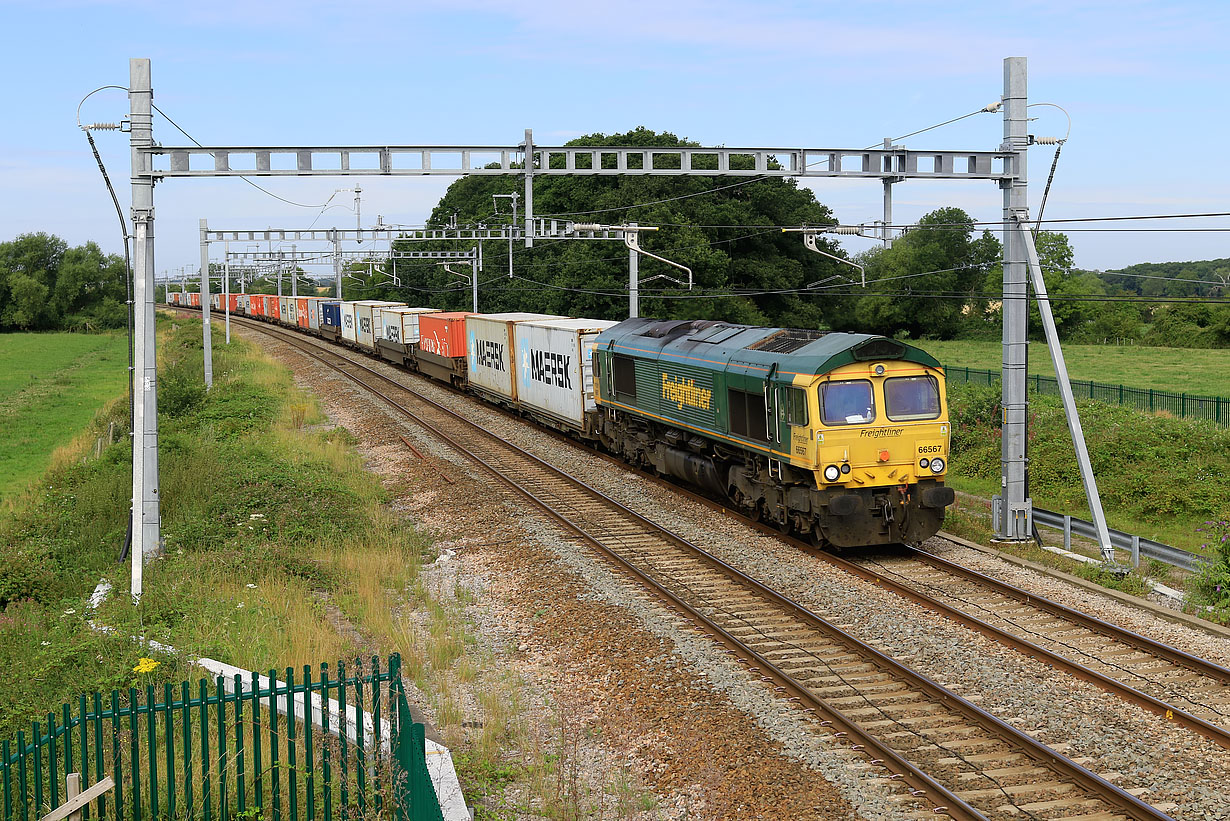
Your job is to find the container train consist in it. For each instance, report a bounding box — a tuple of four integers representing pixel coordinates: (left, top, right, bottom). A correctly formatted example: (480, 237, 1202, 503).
(168, 291, 954, 547)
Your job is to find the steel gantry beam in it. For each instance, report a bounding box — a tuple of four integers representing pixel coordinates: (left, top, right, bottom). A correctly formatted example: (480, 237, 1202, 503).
(145, 143, 1012, 181)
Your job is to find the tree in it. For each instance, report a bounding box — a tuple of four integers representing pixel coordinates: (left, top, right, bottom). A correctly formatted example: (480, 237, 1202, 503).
(0, 233, 129, 331)
(845, 208, 1000, 338)
(389, 128, 847, 327)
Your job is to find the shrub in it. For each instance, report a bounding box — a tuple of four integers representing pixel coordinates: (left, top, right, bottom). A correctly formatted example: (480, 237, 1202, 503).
(1189, 520, 1230, 621)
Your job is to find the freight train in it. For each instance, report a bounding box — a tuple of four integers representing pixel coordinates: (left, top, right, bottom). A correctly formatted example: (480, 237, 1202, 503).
(167, 291, 954, 547)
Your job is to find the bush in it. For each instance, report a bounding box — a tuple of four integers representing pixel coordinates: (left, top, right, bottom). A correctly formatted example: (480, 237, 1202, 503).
(945, 381, 1230, 551)
(1189, 520, 1230, 621)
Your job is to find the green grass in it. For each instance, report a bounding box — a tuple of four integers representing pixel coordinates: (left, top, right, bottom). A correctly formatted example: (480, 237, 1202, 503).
(947, 381, 1230, 554)
(916, 339, 1230, 397)
(0, 331, 130, 499)
(0, 318, 432, 742)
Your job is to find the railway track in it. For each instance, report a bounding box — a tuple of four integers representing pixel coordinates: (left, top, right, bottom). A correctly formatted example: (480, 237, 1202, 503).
(220, 313, 1175, 820)
(845, 548, 1230, 745)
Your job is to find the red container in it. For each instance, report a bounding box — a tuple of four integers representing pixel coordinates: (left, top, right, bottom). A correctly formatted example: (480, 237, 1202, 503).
(189, 292, 201, 307)
(267, 296, 280, 321)
(297, 297, 312, 329)
(228, 294, 240, 312)
(418, 312, 472, 358)
(249, 294, 262, 317)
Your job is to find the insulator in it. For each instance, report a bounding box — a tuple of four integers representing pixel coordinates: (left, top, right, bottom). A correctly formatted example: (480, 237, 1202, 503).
(982, 101, 1003, 113)
(1033, 136, 1063, 145)
(570, 222, 603, 232)
(83, 122, 120, 131)
(827, 226, 862, 235)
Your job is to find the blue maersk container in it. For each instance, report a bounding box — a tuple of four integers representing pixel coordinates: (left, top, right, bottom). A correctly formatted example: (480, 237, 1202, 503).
(321, 301, 341, 327)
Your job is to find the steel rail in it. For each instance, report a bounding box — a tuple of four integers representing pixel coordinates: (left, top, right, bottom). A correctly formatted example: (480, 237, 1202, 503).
(207, 310, 1177, 820)
(827, 547, 1230, 750)
(907, 548, 1230, 685)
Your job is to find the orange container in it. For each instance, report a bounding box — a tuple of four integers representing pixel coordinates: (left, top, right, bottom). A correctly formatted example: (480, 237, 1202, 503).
(189, 292, 201, 307)
(418, 312, 472, 358)
(297, 297, 311, 328)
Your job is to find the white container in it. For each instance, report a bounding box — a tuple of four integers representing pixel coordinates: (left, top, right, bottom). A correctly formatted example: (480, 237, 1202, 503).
(513, 318, 618, 427)
(287, 299, 298, 326)
(340, 301, 362, 343)
(465, 313, 564, 401)
(354, 301, 404, 351)
(378, 307, 440, 345)
(279, 298, 290, 325)
(307, 298, 321, 330)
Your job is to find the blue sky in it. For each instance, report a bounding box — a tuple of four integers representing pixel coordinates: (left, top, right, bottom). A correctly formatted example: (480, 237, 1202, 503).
(2, 0, 1228, 274)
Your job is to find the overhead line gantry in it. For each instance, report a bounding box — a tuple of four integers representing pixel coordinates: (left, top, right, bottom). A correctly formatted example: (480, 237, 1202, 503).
(120, 56, 1103, 604)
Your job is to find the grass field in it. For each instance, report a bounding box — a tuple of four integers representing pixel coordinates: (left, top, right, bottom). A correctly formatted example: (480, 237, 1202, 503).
(0, 332, 129, 500)
(915, 340, 1230, 397)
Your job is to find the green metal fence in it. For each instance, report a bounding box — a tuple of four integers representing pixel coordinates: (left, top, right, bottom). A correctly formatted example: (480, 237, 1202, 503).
(945, 366, 1230, 426)
(1, 654, 444, 821)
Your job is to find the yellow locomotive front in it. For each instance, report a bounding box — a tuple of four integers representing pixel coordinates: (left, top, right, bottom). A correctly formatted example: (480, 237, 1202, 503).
(791, 358, 954, 546)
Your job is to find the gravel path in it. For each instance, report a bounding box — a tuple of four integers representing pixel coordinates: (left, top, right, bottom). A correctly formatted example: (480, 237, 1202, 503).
(240, 324, 1230, 819)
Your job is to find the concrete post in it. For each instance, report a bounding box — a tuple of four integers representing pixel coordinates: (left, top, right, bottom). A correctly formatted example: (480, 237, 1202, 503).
(128, 58, 161, 602)
(224, 240, 231, 344)
(995, 56, 1032, 542)
(628, 223, 639, 319)
(199, 219, 213, 389)
(523, 129, 534, 248)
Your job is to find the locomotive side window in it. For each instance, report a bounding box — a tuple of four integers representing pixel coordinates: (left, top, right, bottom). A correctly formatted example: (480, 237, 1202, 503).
(786, 387, 808, 426)
(728, 389, 768, 440)
(613, 355, 637, 398)
(885, 375, 941, 421)
(821, 380, 875, 425)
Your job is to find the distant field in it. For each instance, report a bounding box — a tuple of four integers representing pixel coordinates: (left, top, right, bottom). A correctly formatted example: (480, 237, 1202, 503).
(0, 333, 129, 500)
(915, 340, 1230, 397)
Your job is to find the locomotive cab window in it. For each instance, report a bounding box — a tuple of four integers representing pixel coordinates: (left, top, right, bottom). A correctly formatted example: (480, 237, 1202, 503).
(785, 387, 808, 426)
(613, 355, 637, 399)
(885, 375, 941, 421)
(821, 380, 875, 425)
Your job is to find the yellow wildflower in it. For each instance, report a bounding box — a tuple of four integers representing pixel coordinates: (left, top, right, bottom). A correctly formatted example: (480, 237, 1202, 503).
(133, 657, 160, 674)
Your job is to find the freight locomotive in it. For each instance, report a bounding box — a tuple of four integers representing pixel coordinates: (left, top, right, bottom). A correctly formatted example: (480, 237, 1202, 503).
(167, 292, 954, 547)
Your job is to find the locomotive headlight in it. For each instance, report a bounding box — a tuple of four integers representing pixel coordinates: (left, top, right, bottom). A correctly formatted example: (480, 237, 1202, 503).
(823, 465, 841, 482)
(930, 457, 946, 473)
(840, 463, 850, 474)
(919, 457, 931, 470)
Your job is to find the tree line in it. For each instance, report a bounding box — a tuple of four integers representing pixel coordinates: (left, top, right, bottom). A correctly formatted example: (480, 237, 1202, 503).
(0, 233, 129, 332)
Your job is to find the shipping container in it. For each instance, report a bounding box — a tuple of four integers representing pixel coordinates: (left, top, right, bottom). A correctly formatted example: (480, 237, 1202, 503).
(322, 301, 342, 330)
(355, 301, 405, 351)
(415, 312, 472, 384)
(418, 312, 472, 358)
(465, 313, 565, 403)
(296, 297, 310, 329)
(266, 295, 279, 321)
(512, 318, 619, 429)
(251, 294, 265, 318)
(286, 298, 297, 326)
(378, 307, 439, 345)
(190, 292, 201, 308)
(307, 297, 323, 330)
(339, 301, 361, 343)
